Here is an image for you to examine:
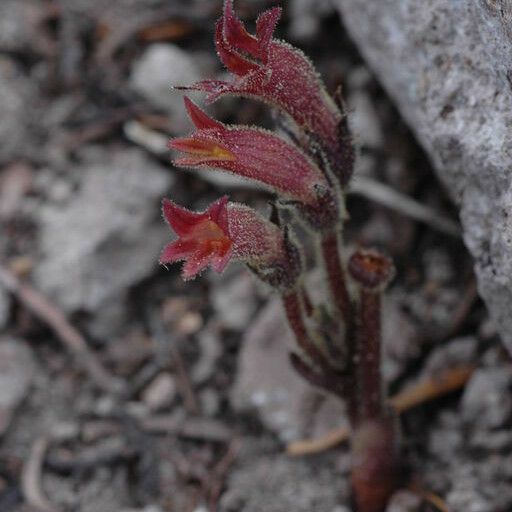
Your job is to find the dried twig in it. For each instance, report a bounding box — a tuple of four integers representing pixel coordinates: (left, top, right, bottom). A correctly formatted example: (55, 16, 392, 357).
(389, 365, 475, 414)
(207, 439, 241, 512)
(350, 176, 461, 237)
(287, 424, 350, 456)
(141, 415, 231, 443)
(22, 436, 61, 512)
(0, 262, 125, 395)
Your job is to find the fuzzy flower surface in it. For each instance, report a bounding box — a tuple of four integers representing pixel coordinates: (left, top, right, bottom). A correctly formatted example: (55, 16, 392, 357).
(161, 195, 301, 286)
(182, 0, 350, 182)
(169, 97, 330, 206)
(160, 196, 232, 280)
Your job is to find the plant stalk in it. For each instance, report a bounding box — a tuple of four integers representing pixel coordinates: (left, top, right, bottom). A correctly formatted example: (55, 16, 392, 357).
(320, 230, 352, 323)
(282, 289, 328, 369)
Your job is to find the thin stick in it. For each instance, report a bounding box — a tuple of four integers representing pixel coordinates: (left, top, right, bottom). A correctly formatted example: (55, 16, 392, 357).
(207, 439, 241, 512)
(22, 436, 61, 512)
(350, 176, 461, 238)
(0, 262, 124, 395)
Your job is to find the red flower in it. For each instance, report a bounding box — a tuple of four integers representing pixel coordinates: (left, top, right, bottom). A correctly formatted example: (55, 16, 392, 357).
(169, 97, 330, 207)
(161, 195, 301, 287)
(180, 0, 352, 184)
(160, 196, 232, 280)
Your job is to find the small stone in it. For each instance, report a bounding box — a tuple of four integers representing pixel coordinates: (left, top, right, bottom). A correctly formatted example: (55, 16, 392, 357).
(428, 425, 463, 462)
(192, 323, 223, 385)
(211, 273, 259, 331)
(461, 367, 512, 429)
(348, 89, 383, 149)
(34, 148, 172, 327)
(199, 388, 220, 417)
(130, 44, 204, 132)
(231, 299, 346, 441)
(142, 373, 176, 412)
(386, 490, 422, 512)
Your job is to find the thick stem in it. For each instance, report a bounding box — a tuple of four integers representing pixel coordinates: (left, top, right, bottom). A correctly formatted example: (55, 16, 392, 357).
(356, 291, 383, 420)
(321, 230, 352, 322)
(282, 290, 328, 369)
(350, 416, 400, 512)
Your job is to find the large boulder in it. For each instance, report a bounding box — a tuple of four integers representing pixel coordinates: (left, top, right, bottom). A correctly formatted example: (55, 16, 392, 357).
(333, 0, 512, 350)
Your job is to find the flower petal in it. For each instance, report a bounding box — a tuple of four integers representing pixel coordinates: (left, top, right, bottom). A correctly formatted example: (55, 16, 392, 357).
(183, 97, 224, 130)
(162, 198, 207, 237)
(223, 0, 261, 59)
(207, 196, 230, 231)
(255, 7, 281, 60)
(170, 136, 236, 164)
(160, 238, 197, 264)
(215, 20, 259, 76)
(181, 246, 213, 280)
(172, 125, 329, 205)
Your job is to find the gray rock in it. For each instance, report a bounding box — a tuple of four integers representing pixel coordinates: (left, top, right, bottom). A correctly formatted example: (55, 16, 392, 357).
(461, 367, 512, 429)
(231, 298, 346, 442)
(130, 44, 204, 133)
(34, 148, 171, 317)
(333, 0, 512, 352)
(210, 273, 259, 331)
(0, 338, 35, 435)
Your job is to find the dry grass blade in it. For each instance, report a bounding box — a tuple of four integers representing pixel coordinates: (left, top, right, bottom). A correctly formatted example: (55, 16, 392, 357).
(350, 176, 461, 237)
(21, 436, 61, 512)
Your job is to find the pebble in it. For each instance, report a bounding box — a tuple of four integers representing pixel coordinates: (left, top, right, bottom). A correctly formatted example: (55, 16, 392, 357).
(130, 44, 203, 132)
(142, 373, 177, 412)
(461, 367, 512, 429)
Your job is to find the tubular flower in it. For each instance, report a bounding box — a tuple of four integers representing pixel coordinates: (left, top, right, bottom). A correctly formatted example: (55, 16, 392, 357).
(169, 97, 332, 210)
(161, 196, 301, 288)
(181, 0, 353, 185)
(160, 196, 232, 280)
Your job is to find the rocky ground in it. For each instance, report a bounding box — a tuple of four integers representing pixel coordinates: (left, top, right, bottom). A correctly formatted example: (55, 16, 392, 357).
(0, 1, 510, 511)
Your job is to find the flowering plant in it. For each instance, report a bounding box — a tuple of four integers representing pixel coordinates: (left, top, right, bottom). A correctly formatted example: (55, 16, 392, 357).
(161, 2, 400, 511)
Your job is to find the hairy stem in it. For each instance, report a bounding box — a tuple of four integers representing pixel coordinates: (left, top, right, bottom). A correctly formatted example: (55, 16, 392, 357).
(321, 230, 352, 323)
(356, 291, 383, 420)
(282, 289, 328, 369)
